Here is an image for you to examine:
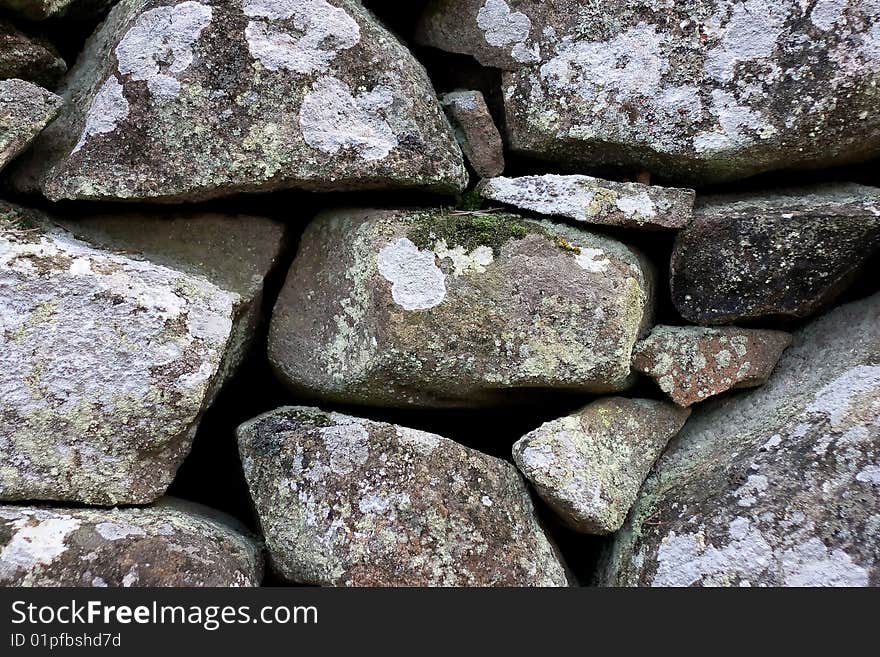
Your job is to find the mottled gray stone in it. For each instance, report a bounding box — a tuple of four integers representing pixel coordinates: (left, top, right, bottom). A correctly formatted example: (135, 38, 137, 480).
(633, 326, 792, 407)
(237, 406, 570, 587)
(512, 398, 690, 534)
(441, 90, 505, 178)
(0, 19, 67, 88)
(598, 292, 880, 587)
(417, 0, 880, 184)
(477, 175, 695, 229)
(0, 499, 263, 587)
(0, 0, 116, 21)
(12, 0, 466, 202)
(269, 208, 654, 408)
(0, 79, 61, 172)
(671, 184, 880, 324)
(0, 202, 286, 505)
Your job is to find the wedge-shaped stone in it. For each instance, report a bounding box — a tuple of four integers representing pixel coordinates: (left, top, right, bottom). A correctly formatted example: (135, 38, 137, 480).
(0, 499, 263, 587)
(417, 0, 880, 184)
(13, 0, 466, 202)
(269, 208, 654, 408)
(237, 406, 570, 587)
(0, 79, 61, 172)
(441, 90, 505, 178)
(0, 202, 286, 504)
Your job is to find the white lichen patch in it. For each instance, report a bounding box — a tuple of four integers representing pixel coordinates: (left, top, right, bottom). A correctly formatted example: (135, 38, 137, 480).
(115, 1, 213, 99)
(434, 239, 494, 276)
(615, 191, 657, 219)
(0, 510, 80, 578)
(95, 521, 148, 541)
(72, 76, 129, 154)
(299, 76, 398, 161)
(476, 0, 538, 63)
(377, 238, 446, 311)
(575, 248, 609, 273)
(806, 365, 880, 429)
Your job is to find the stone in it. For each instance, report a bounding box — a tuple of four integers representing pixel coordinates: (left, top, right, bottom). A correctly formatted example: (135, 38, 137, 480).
(416, 0, 880, 185)
(0, 498, 263, 586)
(237, 406, 570, 587)
(11, 0, 466, 202)
(512, 398, 690, 535)
(0, 19, 67, 88)
(0, 0, 119, 21)
(269, 208, 654, 408)
(671, 185, 880, 324)
(441, 90, 505, 178)
(0, 202, 286, 505)
(477, 174, 695, 229)
(0, 79, 61, 173)
(597, 292, 880, 587)
(632, 326, 792, 407)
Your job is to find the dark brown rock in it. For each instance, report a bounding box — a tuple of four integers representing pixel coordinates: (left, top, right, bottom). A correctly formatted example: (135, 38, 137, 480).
(0, 19, 67, 88)
(441, 89, 505, 178)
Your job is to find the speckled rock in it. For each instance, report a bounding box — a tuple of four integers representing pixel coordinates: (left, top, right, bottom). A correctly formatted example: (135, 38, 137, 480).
(512, 398, 690, 534)
(477, 175, 695, 229)
(0, 0, 116, 21)
(12, 0, 466, 202)
(237, 406, 570, 586)
(441, 90, 505, 178)
(672, 185, 880, 324)
(633, 326, 792, 407)
(0, 499, 263, 587)
(0, 79, 61, 172)
(597, 292, 880, 587)
(0, 19, 67, 88)
(269, 208, 654, 408)
(0, 202, 286, 505)
(417, 0, 880, 184)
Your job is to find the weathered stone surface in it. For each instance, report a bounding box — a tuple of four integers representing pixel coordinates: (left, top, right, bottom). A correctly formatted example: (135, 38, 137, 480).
(598, 293, 880, 587)
(0, 499, 263, 587)
(0, 79, 61, 172)
(633, 326, 792, 407)
(477, 175, 695, 229)
(417, 0, 880, 184)
(672, 185, 880, 324)
(441, 90, 505, 178)
(269, 208, 654, 408)
(512, 398, 690, 535)
(0, 0, 116, 21)
(12, 0, 466, 202)
(0, 19, 67, 88)
(237, 406, 570, 586)
(0, 202, 286, 505)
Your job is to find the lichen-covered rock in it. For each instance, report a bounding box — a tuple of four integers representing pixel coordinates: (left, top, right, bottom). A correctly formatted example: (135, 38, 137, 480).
(0, 499, 263, 587)
(477, 175, 695, 229)
(512, 398, 690, 535)
(671, 185, 880, 324)
(0, 79, 61, 172)
(269, 208, 654, 408)
(633, 326, 792, 407)
(441, 90, 505, 178)
(417, 0, 880, 184)
(237, 406, 570, 586)
(0, 0, 116, 21)
(597, 292, 880, 587)
(12, 0, 466, 202)
(0, 202, 286, 504)
(0, 19, 67, 88)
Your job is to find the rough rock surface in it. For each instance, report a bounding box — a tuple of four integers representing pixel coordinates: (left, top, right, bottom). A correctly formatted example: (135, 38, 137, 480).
(512, 398, 690, 534)
(237, 406, 570, 586)
(672, 185, 880, 324)
(441, 90, 505, 178)
(598, 292, 880, 587)
(0, 79, 61, 172)
(478, 175, 695, 229)
(0, 499, 263, 587)
(0, 0, 116, 21)
(633, 326, 792, 407)
(0, 202, 285, 504)
(417, 0, 880, 184)
(269, 208, 654, 408)
(12, 0, 466, 202)
(0, 19, 67, 88)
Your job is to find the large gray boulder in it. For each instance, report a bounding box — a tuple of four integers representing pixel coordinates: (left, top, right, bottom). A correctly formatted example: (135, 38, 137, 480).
(13, 0, 466, 202)
(598, 292, 880, 587)
(0, 19, 67, 88)
(671, 185, 880, 324)
(417, 0, 880, 184)
(269, 208, 654, 408)
(0, 79, 61, 172)
(0, 202, 286, 505)
(0, 499, 263, 587)
(237, 406, 570, 587)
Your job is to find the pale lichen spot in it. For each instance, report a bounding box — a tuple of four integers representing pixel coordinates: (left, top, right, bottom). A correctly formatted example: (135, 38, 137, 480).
(377, 238, 446, 311)
(476, 0, 538, 62)
(72, 76, 129, 154)
(575, 248, 609, 273)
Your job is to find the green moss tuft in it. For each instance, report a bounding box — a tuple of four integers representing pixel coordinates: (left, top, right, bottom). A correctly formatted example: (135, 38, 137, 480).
(407, 210, 530, 255)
